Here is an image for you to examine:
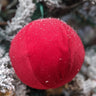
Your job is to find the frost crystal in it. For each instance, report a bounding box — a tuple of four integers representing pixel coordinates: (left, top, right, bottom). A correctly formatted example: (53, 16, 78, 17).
(0, 53, 14, 93)
(0, 0, 36, 95)
(76, 46, 96, 96)
(37, 0, 63, 7)
(0, 0, 36, 42)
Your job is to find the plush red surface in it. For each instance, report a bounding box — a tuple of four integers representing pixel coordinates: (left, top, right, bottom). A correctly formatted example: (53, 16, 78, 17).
(9, 18, 85, 89)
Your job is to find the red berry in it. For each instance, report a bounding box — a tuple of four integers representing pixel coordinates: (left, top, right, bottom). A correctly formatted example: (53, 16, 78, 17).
(9, 18, 85, 89)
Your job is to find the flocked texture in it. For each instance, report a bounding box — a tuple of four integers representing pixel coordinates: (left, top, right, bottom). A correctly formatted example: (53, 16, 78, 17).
(9, 18, 85, 89)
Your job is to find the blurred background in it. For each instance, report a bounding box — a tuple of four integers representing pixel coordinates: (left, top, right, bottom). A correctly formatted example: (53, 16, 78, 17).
(0, 0, 96, 96)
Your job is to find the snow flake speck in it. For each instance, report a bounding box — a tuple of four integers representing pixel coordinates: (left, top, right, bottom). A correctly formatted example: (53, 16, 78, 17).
(77, 69, 80, 71)
(59, 58, 62, 60)
(45, 81, 49, 83)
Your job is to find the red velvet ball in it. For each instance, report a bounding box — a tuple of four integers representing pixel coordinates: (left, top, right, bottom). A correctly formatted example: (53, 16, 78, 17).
(9, 18, 85, 89)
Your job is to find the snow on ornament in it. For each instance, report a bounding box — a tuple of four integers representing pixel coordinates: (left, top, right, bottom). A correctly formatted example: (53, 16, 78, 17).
(9, 18, 85, 89)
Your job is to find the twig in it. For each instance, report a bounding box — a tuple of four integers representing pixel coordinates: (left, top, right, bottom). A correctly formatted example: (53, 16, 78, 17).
(6, 0, 18, 9)
(43, 0, 88, 17)
(0, 22, 7, 26)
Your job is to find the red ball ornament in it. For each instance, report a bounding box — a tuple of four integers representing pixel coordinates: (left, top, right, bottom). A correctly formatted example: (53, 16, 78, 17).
(9, 18, 85, 89)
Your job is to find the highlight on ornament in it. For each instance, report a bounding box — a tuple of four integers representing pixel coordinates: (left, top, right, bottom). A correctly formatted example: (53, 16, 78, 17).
(9, 18, 85, 89)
